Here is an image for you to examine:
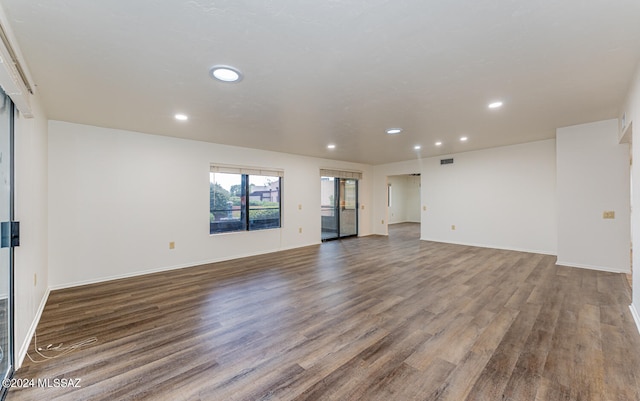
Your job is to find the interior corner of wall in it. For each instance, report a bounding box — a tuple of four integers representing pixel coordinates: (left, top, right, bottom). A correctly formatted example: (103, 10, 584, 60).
(16, 287, 50, 369)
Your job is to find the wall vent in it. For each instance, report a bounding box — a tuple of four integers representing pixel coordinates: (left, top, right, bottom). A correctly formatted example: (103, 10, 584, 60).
(440, 158, 454, 165)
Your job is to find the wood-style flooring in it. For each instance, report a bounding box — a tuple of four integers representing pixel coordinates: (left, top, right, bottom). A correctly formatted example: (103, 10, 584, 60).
(9, 223, 640, 400)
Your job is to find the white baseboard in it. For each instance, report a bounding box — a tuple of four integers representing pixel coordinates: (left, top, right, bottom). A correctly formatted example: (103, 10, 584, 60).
(356, 233, 374, 238)
(16, 288, 50, 369)
(419, 238, 556, 256)
(49, 241, 322, 291)
(555, 260, 629, 274)
(630, 304, 640, 335)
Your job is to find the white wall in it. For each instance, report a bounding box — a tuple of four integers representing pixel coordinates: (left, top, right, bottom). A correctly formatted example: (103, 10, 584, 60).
(14, 95, 49, 367)
(387, 176, 407, 224)
(621, 64, 640, 327)
(374, 140, 557, 254)
(387, 175, 420, 224)
(421, 140, 557, 254)
(556, 119, 630, 273)
(406, 175, 421, 223)
(48, 121, 372, 289)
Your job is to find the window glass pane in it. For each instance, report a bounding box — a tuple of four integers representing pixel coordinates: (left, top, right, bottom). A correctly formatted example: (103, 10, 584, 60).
(321, 176, 338, 240)
(248, 175, 281, 230)
(210, 172, 246, 233)
(342, 179, 357, 209)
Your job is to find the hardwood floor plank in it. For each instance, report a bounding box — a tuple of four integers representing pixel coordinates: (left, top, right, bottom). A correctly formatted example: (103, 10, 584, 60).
(502, 277, 564, 400)
(362, 359, 456, 401)
(464, 302, 543, 401)
(8, 223, 640, 401)
(600, 322, 640, 401)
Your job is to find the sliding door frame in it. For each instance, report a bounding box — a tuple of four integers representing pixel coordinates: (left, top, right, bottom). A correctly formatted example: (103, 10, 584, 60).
(321, 176, 359, 241)
(0, 92, 16, 401)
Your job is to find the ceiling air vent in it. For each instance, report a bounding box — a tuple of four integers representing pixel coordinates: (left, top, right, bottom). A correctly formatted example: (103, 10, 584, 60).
(440, 158, 454, 165)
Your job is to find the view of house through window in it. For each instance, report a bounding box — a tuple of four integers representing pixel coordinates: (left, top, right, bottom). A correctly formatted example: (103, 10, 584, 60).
(210, 172, 281, 234)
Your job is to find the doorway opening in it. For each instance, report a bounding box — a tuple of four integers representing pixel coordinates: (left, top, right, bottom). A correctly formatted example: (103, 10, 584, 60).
(387, 174, 421, 239)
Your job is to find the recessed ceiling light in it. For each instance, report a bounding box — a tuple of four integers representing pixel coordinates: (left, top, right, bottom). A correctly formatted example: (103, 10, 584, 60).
(210, 65, 243, 82)
(175, 113, 188, 121)
(488, 101, 503, 109)
(327, 144, 336, 149)
(386, 128, 403, 135)
(460, 136, 468, 142)
(435, 141, 442, 146)
(414, 145, 421, 150)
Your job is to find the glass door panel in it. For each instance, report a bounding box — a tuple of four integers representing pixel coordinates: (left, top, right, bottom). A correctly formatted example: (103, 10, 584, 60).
(321, 176, 339, 240)
(0, 90, 13, 397)
(321, 176, 358, 241)
(339, 179, 357, 237)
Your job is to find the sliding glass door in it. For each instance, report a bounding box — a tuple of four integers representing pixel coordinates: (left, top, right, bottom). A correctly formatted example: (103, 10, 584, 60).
(321, 176, 358, 241)
(0, 89, 15, 398)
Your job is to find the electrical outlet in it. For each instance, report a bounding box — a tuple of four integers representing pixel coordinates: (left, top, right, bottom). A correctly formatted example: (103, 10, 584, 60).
(451, 225, 456, 230)
(603, 211, 615, 219)
(423, 205, 427, 211)
(381, 219, 385, 224)
(169, 241, 175, 249)
(361, 205, 365, 210)
(298, 204, 302, 210)
(298, 227, 302, 233)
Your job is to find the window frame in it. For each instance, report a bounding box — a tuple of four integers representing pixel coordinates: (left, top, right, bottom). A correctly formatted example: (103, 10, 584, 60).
(209, 168, 282, 235)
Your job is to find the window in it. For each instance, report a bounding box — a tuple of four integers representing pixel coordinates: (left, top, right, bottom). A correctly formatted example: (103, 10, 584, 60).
(210, 168, 282, 234)
(248, 175, 281, 230)
(210, 173, 246, 232)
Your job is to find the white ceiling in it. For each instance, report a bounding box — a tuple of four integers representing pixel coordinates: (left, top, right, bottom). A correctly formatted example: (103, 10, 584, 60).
(3, 0, 640, 164)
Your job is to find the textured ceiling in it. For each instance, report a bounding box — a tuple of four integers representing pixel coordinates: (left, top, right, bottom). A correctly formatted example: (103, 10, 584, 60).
(3, 0, 640, 164)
